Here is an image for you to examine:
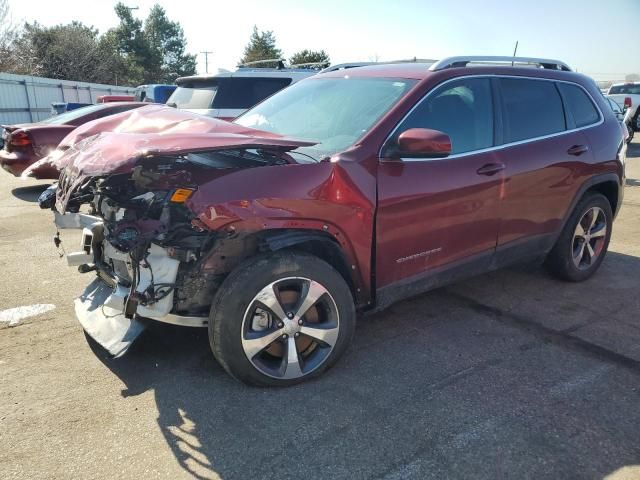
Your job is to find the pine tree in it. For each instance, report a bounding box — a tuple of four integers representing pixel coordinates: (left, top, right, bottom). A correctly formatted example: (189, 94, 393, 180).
(289, 49, 330, 68)
(239, 26, 283, 67)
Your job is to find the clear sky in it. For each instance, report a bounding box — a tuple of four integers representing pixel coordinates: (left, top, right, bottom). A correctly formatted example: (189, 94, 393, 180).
(8, 0, 640, 81)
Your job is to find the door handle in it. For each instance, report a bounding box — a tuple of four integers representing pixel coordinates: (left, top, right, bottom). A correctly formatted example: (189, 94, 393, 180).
(567, 144, 589, 156)
(476, 163, 505, 176)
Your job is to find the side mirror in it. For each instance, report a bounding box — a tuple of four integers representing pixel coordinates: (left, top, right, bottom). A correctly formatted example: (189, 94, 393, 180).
(385, 128, 452, 159)
(166, 102, 177, 108)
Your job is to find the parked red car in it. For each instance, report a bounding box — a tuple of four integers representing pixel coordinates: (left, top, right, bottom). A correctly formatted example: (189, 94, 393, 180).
(43, 56, 625, 386)
(96, 95, 135, 103)
(0, 102, 148, 179)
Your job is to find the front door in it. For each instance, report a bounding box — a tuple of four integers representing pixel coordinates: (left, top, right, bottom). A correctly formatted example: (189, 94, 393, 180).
(375, 76, 503, 289)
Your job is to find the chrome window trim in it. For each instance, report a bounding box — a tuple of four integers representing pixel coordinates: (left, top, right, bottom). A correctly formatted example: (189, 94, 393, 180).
(379, 74, 605, 162)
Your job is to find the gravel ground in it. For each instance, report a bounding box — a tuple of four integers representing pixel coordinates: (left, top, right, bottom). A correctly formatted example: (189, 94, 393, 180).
(1, 140, 639, 480)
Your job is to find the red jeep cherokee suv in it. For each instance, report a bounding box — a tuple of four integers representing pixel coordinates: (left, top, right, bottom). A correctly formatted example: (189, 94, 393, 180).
(44, 56, 625, 386)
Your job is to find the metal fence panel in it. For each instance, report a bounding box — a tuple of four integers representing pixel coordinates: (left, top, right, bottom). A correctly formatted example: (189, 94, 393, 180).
(0, 72, 136, 124)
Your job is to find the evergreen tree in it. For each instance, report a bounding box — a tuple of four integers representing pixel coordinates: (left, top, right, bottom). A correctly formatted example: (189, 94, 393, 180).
(239, 26, 283, 67)
(289, 49, 330, 68)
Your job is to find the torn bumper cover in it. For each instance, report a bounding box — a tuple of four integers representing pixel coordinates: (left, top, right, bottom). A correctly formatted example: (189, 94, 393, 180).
(76, 278, 146, 358)
(56, 211, 208, 357)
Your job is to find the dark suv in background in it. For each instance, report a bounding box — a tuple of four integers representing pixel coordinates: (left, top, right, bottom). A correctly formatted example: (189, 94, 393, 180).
(47, 56, 625, 386)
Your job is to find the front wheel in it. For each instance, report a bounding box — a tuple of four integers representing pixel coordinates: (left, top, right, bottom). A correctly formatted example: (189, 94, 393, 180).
(545, 193, 612, 282)
(208, 251, 356, 386)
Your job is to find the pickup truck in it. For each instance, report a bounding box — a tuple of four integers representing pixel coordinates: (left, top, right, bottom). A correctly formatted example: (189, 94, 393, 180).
(606, 82, 640, 131)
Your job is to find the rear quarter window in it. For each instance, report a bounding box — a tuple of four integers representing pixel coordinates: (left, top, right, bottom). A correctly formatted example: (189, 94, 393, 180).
(499, 78, 566, 143)
(213, 77, 292, 109)
(558, 83, 600, 128)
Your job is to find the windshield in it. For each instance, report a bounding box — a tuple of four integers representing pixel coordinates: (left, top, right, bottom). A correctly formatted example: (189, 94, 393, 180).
(167, 84, 218, 109)
(609, 84, 640, 95)
(39, 104, 107, 125)
(235, 77, 416, 160)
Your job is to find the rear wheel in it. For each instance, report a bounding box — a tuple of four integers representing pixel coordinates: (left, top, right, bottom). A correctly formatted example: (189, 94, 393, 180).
(208, 251, 355, 386)
(545, 193, 612, 282)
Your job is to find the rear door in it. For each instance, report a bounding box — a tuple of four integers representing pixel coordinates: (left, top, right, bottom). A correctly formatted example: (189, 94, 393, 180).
(493, 77, 598, 261)
(376, 76, 503, 288)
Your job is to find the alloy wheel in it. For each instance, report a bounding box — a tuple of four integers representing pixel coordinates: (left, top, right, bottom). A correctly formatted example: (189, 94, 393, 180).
(571, 206, 607, 270)
(241, 277, 340, 380)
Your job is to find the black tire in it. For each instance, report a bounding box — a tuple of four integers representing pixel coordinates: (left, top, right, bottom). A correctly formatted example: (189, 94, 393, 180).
(634, 109, 640, 133)
(208, 251, 356, 386)
(545, 193, 612, 282)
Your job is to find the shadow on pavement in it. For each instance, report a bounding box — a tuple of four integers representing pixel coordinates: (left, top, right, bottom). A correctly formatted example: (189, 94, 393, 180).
(627, 178, 640, 187)
(11, 184, 51, 202)
(89, 250, 640, 479)
(627, 140, 640, 158)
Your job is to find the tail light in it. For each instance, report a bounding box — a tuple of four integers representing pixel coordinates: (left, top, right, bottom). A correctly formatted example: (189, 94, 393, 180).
(624, 97, 632, 108)
(10, 131, 31, 147)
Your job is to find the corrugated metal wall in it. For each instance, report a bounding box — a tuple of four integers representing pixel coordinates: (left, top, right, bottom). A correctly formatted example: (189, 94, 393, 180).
(0, 72, 136, 124)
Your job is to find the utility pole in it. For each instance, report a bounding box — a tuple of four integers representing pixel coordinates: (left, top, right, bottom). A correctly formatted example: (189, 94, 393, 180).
(200, 51, 213, 74)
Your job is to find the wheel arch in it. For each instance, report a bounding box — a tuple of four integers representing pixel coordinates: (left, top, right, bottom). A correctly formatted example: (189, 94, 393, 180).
(551, 173, 622, 251)
(585, 180, 619, 216)
(568, 173, 622, 222)
(200, 227, 367, 307)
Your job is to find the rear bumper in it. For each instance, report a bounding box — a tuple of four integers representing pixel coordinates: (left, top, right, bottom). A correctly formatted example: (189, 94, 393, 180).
(0, 150, 32, 176)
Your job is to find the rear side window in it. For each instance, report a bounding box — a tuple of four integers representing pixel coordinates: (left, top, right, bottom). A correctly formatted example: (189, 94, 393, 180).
(557, 83, 600, 128)
(499, 78, 565, 143)
(394, 77, 494, 154)
(167, 83, 218, 109)
(213, 77, 292, 109)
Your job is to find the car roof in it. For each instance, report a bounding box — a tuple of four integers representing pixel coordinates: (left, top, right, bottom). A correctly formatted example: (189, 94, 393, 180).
(316, 62, 589, 84)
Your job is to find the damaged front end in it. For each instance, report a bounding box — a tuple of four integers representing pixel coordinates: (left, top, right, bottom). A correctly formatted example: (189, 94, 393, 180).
(44, 106, 314, 356)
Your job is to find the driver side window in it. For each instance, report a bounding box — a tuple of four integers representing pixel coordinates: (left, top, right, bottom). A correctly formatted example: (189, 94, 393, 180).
(396, 77, 494, 155)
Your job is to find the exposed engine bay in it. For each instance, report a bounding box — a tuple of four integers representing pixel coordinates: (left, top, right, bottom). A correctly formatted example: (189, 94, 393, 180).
(43, 148, 299, 355)
(37, 105, 318, 356)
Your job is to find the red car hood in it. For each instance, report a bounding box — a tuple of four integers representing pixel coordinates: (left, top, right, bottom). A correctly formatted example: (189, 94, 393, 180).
(45, 105, 316, 212)
(48, 105, 314, 177)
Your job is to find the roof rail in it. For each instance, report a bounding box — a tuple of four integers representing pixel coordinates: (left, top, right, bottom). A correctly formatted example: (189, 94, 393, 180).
(320, 59, 438, 74)
(429, 56, 572, 72)
(238, 59, 286, 69)
(319, 62, 378, 73)
(289, 61, 330, 70)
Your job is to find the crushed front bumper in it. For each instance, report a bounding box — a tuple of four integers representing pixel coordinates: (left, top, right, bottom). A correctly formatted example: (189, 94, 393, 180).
(55, 211, 207, 357)
(76, 278, 146, 357)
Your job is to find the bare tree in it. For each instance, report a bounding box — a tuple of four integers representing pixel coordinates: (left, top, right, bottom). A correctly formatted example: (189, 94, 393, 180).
(0, 0, 19, 72)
